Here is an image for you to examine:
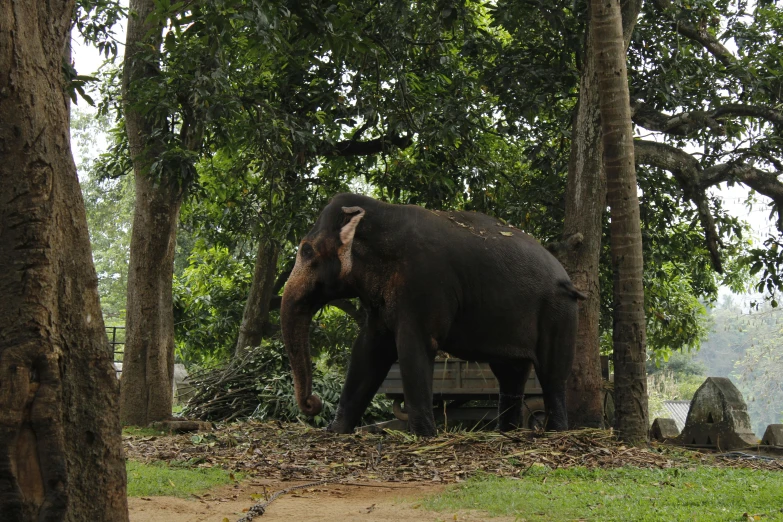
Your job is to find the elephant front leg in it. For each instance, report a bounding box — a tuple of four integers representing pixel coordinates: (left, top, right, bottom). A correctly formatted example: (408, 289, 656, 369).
(397, 329, 437, 437)
(329, 328, 397, 434)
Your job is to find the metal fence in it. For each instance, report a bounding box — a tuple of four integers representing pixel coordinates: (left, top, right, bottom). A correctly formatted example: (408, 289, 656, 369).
(107, 326, 125, 375)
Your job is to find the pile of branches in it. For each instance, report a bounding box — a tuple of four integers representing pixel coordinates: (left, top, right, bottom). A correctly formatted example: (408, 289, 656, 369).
(124, 422, 783, 485)
(182, 342, 390, 425)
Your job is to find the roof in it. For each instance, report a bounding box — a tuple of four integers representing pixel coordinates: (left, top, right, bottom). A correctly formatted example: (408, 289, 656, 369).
(663, 400, 692, 432)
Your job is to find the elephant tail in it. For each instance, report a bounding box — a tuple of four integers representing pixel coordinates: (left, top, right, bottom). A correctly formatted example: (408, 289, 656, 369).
(559, 280, 587, 300)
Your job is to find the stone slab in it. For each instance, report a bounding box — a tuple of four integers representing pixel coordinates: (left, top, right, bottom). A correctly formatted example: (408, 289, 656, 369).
(650, 418, 680, 441)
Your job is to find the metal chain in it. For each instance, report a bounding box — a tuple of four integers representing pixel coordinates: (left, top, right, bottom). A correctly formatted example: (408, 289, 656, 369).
(236, 475, 352, 521)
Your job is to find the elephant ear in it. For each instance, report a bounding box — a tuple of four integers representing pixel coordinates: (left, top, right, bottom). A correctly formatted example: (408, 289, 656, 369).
(339, 206, 365, 245)
(338, 206, 364, 277)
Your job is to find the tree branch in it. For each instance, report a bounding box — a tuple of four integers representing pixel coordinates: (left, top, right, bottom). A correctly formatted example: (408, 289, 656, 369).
(635, 139, 783, 236)
(316, 134, 413, 157)
(632, 100, 783, 136)
(650, 0, 735, 67)
(635, 140, 722, 272)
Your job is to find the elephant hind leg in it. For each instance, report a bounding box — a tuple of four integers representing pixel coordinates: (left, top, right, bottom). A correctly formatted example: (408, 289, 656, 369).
(541, 384, 568, 431)
(489, 360, 533, 431)
(535, 315, 576, 431)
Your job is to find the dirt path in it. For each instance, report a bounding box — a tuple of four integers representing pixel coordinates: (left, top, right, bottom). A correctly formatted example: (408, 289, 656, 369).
(128, 478, 511, 522)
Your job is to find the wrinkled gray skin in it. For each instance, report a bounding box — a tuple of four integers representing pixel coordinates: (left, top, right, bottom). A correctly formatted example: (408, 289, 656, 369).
(281, 194, 583, 436)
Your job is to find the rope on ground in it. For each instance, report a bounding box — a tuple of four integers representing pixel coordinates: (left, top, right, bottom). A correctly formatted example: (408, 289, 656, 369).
(716, 451, 781, 462)
(236, 475, 354, 521)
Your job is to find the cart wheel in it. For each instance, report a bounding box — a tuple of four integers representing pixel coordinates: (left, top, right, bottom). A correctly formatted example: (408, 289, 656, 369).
(393, 397, 409, 421)
(523, 397, 547, 430)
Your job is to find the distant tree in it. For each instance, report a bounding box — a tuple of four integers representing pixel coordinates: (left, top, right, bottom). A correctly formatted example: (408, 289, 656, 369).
(73, 110, 134, 321)
(699, 301, 783, 435)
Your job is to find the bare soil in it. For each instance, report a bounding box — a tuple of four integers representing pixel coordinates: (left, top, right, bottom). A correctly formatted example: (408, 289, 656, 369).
(128, 478, 511, 522)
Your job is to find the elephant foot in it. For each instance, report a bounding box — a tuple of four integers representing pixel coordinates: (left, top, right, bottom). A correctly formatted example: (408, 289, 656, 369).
(326, 412, 357, 434)
(407, 416, 437, 437)
(326, 422, 355, 434)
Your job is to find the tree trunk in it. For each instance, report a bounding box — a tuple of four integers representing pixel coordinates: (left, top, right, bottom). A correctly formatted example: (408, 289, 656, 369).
(562, 8, 606, 428)
(235, 237, 281, 354)
(562, 0, 642, 429)
(591, 0, 649, 442)
(119, 175, 183, 425)
(119, 0, 184, 426)
(0, 3, 128, 520)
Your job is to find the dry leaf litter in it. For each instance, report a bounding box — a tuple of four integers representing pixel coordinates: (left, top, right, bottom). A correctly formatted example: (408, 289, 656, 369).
(123, 421, 783, 485)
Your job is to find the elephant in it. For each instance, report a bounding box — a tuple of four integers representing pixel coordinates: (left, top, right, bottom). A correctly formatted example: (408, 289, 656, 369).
(280, 193, 585, 436)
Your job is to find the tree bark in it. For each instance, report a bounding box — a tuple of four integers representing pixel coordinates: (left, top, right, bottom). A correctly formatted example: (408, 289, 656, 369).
(561, 6, 606, 428)
(235, 237, 281, 354)
(592, 0, 648, 442)
(0, 3, 128, 519)
(562, 0, 642, 429)
(120, 0, 184, 425)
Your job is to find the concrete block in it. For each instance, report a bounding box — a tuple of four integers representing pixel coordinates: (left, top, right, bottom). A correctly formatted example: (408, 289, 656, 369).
(650, 418, 680, 441)
(762, 424, 783, 447)
(679, 377, 758, 450)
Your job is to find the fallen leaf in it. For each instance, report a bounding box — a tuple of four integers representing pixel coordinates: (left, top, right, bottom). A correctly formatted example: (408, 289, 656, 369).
(499, 231, 513, 236)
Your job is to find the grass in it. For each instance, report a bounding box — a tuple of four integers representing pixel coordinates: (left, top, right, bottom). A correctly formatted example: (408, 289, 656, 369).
(126, 460, 241, 498)
(423, 466, 783, 521)
(122, 426, 171, 437)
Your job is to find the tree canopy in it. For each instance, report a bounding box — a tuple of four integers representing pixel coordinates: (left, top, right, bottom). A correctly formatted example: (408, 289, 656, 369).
(74, 0, 783, 373)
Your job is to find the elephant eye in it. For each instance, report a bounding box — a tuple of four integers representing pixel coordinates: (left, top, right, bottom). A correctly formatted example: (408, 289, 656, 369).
(299, 242, 315, 260)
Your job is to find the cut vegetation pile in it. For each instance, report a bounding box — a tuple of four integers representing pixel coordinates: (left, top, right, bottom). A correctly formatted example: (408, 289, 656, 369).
(181, 345, 391, 426)
(123, 422, 783, 484)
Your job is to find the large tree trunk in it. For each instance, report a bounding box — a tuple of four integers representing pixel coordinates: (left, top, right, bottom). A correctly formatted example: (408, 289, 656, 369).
(119, 175, 183, 425)
(562, 0, 641, 429)
(592, 0, 648, 442)
(562, 9, 606, 428)
(0, 3, 129, 520)
(119, 0, 184, 425)
(235, 237, 281, 354)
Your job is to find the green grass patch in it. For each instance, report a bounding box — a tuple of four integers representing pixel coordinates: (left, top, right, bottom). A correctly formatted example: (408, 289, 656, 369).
(126, 460, 241, 498)
(423, 466, 783, 521)
(122, 426, 171, 438)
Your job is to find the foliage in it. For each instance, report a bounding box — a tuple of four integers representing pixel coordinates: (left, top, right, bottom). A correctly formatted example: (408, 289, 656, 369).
(173, 244, 254, 366)
(647, 351, 707, 422)
(308, 305, 361, 368)
(73, 108, 134, 321)
(76, 0, 783, 372)
(630, 0, 783, 300)
(732, 306, 783, 434)
(647, 350, 707, 377)
(644, 263, 710, 362)
(647, 372, 706, 423)
(697, 298, 783, 435)
(74, 0, 126, 60)
(424, 467, 783, 521)
(125, 460, 240, 498)
(183, 340, 391, 427)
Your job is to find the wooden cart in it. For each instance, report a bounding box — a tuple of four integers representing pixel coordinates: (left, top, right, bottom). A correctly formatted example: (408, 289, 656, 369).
(376, 358, 547, 429)
(375, 356, 611, 430)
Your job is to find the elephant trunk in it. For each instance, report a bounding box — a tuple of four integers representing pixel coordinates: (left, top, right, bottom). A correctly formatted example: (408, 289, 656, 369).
(280, 282, 323, 417)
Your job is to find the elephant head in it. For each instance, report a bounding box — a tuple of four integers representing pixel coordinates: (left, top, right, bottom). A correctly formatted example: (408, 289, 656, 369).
(280, 203, 365, 416)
